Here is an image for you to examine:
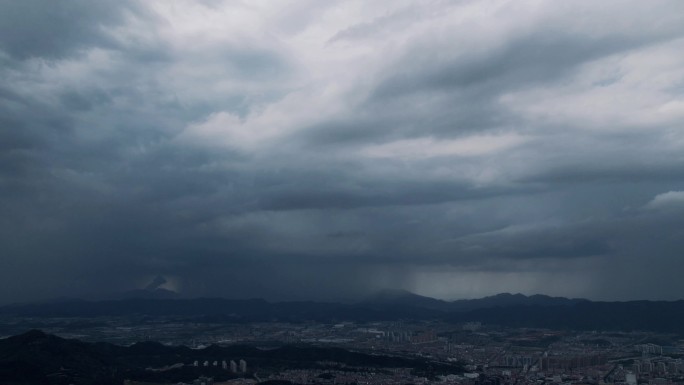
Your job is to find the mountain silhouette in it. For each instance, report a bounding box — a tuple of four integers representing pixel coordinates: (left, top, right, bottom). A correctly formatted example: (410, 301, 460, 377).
(3, 292, 684, 332)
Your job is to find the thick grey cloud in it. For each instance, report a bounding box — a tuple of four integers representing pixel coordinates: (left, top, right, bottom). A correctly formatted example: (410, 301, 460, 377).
(0, 0, 139, 60)
(2, 1, 684, 303)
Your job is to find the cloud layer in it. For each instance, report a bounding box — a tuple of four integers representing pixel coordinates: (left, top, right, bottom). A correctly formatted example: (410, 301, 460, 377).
(2, 0, 684, 303)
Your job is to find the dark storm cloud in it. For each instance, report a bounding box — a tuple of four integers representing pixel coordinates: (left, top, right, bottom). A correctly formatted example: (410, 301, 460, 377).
(2, 1, 684, 303)
(0, 0, 139, 60)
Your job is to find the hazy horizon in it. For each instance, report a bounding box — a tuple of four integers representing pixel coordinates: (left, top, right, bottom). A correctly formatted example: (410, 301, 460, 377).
(2, 279, 682, 306)
(2, 1, 684, 304)
(0, 288, 649, 307)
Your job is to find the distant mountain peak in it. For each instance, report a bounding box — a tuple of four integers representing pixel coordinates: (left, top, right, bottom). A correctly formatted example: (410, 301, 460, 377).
(486, 293, 530, 299)
(16, 329, 48, 341)
(6, 329, 68, 348)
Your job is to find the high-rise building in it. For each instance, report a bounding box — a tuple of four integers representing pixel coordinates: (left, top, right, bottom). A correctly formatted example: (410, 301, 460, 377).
(230, 360, 237, 373)
(626, 373, 637, 385)
(667, 361, 678, 373)
(641, 360, 653, 373)
(239, 359, 247, 373)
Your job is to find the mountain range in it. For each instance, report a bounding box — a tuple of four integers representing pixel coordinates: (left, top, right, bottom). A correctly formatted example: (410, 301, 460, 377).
(361, 289, 588, 311)
(2, 291, 684, 333)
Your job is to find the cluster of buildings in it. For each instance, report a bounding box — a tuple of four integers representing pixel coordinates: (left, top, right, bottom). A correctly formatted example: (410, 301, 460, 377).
(633, 358, 684, 375)
(539, 353, 608, 370)
(498, 354, 537, 368)
(382, 328, 439, 344)
(193, 359, 247, 373)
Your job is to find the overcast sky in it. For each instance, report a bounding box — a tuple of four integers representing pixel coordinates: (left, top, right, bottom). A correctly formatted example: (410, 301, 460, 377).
(2, 0, 684, 304)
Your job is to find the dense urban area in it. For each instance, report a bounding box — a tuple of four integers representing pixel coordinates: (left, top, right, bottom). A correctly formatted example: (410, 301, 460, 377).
(2, 314, 684, 385)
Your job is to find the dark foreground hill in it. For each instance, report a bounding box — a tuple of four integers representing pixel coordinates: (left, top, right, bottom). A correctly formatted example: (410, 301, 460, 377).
(3, 293, 684, 333)
(0, 330, 463, 385)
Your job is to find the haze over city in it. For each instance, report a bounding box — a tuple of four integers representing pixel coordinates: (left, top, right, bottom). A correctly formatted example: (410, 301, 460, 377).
(2, 0, 684, 304)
